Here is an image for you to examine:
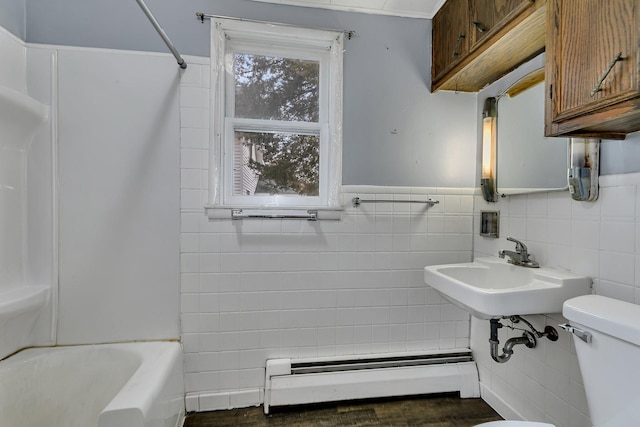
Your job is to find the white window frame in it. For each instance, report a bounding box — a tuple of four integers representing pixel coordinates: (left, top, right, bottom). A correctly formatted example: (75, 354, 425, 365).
(206, 18, 343, 217)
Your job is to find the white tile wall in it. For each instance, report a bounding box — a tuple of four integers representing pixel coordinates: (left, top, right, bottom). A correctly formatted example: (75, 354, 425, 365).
(180, 58, 474, 410)
(473, 173, 640, 427)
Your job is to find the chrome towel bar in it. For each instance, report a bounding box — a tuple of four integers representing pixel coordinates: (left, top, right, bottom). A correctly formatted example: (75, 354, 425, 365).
(352, 197, 439, 208)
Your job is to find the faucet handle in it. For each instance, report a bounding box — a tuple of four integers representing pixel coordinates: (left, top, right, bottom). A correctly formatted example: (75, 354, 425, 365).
(506, 236, 527, 253)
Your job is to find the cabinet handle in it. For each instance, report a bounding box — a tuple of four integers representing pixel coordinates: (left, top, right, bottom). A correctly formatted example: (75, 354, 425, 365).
(472, 21, 487, 33)
(452, 33, 465, 58)
(590, 52, 624, 97)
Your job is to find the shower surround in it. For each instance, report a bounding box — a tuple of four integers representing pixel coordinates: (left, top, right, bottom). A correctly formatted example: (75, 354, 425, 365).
(0, 23, 184, 426)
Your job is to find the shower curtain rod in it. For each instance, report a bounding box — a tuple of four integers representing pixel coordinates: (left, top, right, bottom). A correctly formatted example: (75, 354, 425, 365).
(136, 0, 187, 69)
(195, 12, 356, 40)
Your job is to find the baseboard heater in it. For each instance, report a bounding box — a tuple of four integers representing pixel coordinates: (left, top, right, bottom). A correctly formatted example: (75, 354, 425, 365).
(264, 349, 480, 414)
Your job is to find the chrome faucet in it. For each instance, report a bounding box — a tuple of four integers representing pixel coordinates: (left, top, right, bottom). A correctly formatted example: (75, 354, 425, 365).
(498, 237, 539, 268)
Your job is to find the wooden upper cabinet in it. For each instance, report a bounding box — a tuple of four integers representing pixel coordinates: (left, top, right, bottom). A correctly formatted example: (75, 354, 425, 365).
(545, 0, 640, 138)
(469, 0, 529, 47)
(431, 0, 546, 92)
(432, 0, 469, 83)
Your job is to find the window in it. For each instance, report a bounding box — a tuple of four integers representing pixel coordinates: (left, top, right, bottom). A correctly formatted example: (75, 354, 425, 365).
(206, 18, 343, 217)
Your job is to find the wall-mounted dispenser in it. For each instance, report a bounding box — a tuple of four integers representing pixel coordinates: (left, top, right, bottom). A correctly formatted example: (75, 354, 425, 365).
(568, 138, 599, 202)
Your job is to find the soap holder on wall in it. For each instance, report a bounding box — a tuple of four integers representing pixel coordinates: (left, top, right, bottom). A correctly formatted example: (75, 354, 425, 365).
(568, 138, 599, 202)
(480, 211, 499, 238)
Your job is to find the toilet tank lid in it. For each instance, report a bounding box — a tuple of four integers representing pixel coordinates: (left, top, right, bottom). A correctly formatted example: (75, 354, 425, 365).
(563, 295, 640, 347)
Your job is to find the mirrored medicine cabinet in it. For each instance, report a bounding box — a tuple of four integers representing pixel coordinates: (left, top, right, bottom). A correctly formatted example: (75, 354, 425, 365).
(495, 70, 569, 196)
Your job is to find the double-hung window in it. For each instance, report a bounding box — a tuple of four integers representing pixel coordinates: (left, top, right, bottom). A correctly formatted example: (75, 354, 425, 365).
(206, 18, 343, 218)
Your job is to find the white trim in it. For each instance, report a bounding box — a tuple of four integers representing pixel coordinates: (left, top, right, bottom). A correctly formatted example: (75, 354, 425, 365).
(208, 17, 343, 213)
(599, 171, 640, 187)
(193, 389, 263, 412)
(479, 382, 525, 421)
(246, 0, 441, 19)
(342, 185, 477, 195)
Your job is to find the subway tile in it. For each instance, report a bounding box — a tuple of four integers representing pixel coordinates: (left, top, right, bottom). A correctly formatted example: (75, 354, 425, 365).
(181, 168, 201, 189)
(571, 197, 601, 220)
(595, 280, 634, 303)
(526, 218, 548, 243)
(391, 234, 410, 252)
(199, 253, 221, 273)
(180, 107, 207, 129)
(600, 251, 634, 285)
(526, 193, 548, 217)
(181, 189, 202, 210)
(181, 273, 200, 293)
(180, 148, 206, 169)
(444, 215, 473, 233)
(547, 192, 572, 219)
(509, 195, 528, 216)
(568, 407, 591, 427)
(218, 370, 240, 390)
(600, 185, 635, 219)
(180, 293, 199, 314)
(180, 63, 203, 86)
(507, 217, 527, 239)
(181, 86, 208, 108)
(571, 220, 600, 250)
(181, 127, 208, 149)
(570, 247, 600, 279)
(199, 313, 220, 333)
(181, 253, 199, 273)
(426, 215, 444, 233)
(600, 221, 635, 253)
(392, 194, 411, 214)
(544, 390, 569, 427)
(443, 195, 462, 213)
(181, 212, 201, 233)
(547, 219, 571, 245)
(181, 233, 200, 253)
(440, 303, 468, 321)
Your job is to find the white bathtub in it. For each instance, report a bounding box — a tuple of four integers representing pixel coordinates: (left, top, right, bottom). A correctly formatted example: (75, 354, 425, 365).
(0, 341, 185, 427)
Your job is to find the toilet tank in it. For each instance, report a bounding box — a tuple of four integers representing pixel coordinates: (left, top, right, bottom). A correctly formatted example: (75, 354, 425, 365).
(563, 295, 640, 427)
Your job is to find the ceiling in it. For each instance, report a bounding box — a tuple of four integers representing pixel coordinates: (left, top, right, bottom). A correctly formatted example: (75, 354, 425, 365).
(248, 0, 445, 19)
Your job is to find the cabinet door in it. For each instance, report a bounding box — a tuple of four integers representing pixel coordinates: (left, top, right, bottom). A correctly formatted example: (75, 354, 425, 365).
(432, 0, 469, 83)
(548, 0, 639, 123)
(469, 0, 529, 47)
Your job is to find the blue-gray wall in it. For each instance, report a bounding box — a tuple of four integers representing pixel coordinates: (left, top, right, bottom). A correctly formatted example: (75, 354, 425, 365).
(600, 136, 640, 175)
(19, 0, 640, 178)
(0, 0, 25, 39)
(26, 0, 348, 58)
(24, 0, 477, 188)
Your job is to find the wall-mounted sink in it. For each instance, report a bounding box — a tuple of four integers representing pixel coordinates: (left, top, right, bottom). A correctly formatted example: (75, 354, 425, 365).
(424, 257, 591, 319)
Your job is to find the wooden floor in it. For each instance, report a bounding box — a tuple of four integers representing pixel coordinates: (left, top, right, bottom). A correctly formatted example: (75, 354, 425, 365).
(184, 393, 503, 427)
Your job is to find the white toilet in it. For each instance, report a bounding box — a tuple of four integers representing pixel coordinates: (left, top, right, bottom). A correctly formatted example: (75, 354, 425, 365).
(475, 294, 640, 427)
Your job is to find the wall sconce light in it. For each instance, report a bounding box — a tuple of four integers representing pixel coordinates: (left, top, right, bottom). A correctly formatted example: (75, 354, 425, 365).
(481, 97, 497, 202)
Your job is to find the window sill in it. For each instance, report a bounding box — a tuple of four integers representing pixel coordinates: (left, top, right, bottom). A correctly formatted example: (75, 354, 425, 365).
(204, 205, 343, 221)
